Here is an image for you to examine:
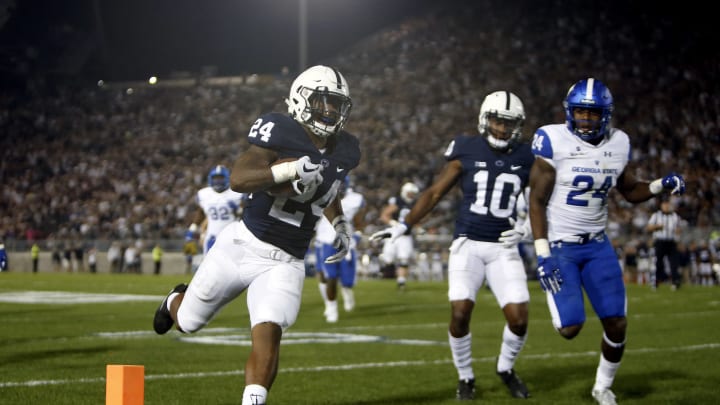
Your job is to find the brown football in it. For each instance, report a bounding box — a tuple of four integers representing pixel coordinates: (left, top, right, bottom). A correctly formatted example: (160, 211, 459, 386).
(267, 158, 297, 197)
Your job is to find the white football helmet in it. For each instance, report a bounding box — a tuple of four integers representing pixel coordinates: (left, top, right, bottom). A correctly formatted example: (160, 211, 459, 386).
(477, 91, 525, 150)
(286, 65, 352, 138)
(400, 182, 419, 204)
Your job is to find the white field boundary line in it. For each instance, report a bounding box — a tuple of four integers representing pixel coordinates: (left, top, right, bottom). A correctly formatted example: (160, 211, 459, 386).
(1, 342, 719, 388)
(0, 291, 162, 304)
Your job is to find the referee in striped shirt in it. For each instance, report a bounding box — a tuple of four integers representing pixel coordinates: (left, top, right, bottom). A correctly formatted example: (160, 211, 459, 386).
(646, 200, 682, 290)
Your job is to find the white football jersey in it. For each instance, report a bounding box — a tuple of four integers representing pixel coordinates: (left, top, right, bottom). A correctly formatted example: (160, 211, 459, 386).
(196, 186, 245, 237)
(532, 124, 631, 240)
(315, 188, 365, 245)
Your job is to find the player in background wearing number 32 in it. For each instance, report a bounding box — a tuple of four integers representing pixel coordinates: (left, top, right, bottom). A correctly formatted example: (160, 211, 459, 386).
(528, 77, 686, 405)
(152, 65, 360, 405)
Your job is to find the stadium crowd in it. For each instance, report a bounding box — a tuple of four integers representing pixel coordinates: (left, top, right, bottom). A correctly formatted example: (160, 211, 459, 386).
(1, 0, 718, 254)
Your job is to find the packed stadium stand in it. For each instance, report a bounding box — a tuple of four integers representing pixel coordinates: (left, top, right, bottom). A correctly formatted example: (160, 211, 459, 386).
(1, 1, 718, 272)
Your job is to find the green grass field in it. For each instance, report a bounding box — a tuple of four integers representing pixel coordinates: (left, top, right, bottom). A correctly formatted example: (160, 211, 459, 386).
(1, 272, 718, 404)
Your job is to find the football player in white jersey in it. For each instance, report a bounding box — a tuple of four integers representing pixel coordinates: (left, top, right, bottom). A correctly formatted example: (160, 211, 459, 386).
(378, 181, 419, 290)
(152, 65, 360, 405)
(188, 165, 246, 255)
(371, 91, 534, 400)
(314, 176, 366, 322)
(528, 78, 686, 405)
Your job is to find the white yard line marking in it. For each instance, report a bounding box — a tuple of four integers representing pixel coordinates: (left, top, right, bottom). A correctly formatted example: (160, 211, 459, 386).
(2, 342, 719, 388)
(0, 291, 161, 304)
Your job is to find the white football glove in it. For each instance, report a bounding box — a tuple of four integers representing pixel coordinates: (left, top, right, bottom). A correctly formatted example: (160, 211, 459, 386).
(325, 216, 351, 264)
(369, 221, 409, 242)
(498, 217, 532, 248)
(291, 156, 323, 196)
(295, 156, 323, 183)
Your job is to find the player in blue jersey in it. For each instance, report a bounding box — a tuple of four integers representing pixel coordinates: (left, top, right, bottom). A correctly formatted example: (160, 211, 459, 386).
(152, 65, 360, 405)
(187, 165, 246, 255)
(0, 239, 7, 272)
(371, 91, 534, 400)
(528, 78, 686, 405)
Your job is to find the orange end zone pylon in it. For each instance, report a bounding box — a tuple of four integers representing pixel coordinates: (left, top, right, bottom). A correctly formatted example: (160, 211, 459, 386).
(105, 364, 144, 405)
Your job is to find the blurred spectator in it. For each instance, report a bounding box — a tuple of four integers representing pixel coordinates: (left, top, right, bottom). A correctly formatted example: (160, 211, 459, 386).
(88, 246, 97, 273)
(623, 240, 638, 285)
(182, 235, 198, 275)
(152, 243, 163, 275)
(696, 241, 714, 286)
(73, 239, 85, 272)
(50, 239, 62, 272)
(31, 242, 39, 273)
(107, 241, 122, 273)
(62, 244, 72, 272)
(123, 243, 138, 273)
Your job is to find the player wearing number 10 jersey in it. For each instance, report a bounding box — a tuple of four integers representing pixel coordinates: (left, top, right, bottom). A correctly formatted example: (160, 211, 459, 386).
(370, 90, 534, 400)
(152, 65, 360, 405)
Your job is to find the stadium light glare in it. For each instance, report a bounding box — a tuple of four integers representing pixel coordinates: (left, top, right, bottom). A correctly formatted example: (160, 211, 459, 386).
(148, 76, 158, 85)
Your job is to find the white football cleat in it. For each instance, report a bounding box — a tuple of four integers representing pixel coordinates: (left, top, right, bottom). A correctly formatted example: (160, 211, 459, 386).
(592, 388, 617, 405)
(324, 301, 338, 323)
(341, 287, 355, 312)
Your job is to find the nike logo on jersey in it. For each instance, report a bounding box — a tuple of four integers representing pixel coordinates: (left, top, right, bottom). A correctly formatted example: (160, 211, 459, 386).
(302, 163, 316, 173)
(511, 165, 522, 170)
(336, 167, 344, 172)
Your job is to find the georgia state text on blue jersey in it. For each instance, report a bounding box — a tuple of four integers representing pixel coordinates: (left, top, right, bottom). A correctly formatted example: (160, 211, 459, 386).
(242, 112, 361, 258)
(445, 134, 534, 242)
(531, 124, 631, 240)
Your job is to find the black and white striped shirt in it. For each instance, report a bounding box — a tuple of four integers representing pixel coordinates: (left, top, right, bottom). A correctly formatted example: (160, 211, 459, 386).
(647, 211, 681, 241)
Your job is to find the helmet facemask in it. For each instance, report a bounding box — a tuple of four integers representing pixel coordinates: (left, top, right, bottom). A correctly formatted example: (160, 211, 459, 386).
(208, 165, 230, 192)
(480, 112, 524, 150)
(567, 106, 610, 142)
(304, 89, 352, 137)
(210, 175, 229, 193)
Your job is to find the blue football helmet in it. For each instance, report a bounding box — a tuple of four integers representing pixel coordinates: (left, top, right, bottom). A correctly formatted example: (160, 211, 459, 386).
(563, 78, 614, 142)
(208, 165, 230, 192)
